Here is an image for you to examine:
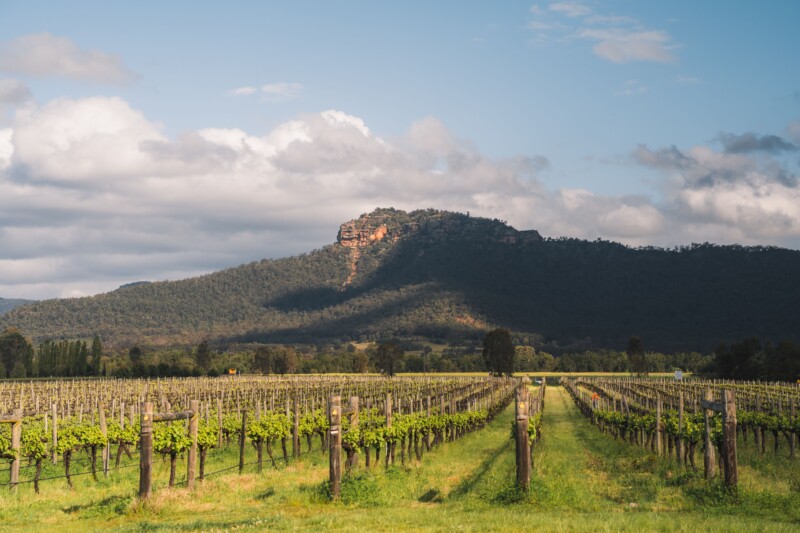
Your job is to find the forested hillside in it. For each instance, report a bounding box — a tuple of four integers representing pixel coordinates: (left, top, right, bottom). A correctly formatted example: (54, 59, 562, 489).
(2, 208, 799, 352)
(0, 298, 34, 315)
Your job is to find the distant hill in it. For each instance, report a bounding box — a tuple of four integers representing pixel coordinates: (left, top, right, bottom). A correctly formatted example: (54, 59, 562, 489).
(0, 298, 34, 315)
(118, 281, 152, 289)
(2, 207, 799, 352)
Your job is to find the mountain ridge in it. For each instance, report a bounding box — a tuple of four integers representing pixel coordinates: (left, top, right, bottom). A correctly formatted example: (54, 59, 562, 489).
(1, 207, 798, 352)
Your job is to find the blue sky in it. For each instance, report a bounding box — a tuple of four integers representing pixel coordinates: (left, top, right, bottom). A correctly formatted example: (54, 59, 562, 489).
(1, 1, 799, 299)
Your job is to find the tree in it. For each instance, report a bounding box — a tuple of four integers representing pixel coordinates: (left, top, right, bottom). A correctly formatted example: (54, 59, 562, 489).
(253, 346, 273, 374)
(482, 328, 515, 376)
(272, 347, 298, 375)
(129, 345, 145, 377)
(10, 360, 26, 378)
(90, 335, 103, 376)
(350, 350, 370, 373)
(373, 342, 404, 377)
(195, 340, 212, 371)
(129, 345, 143, 365)
(0, 328, 33, 377)
(627, 336, 648, 376)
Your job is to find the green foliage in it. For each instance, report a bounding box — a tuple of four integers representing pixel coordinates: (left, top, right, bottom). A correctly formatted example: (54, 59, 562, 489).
(247, 412, 291, 443)
(338, 471, 383, 506)
(36, 339, 90, 377)
(107, 420, 140, 447)
(195, 340, 212, 371)
(268, 346, 299, 375)
(482, 328, 514, 377)
(714, 338, 800, 382)
(55, 423, 82, 455)
(627, 336, 648, 377)
(221, 413, 243, 441)
(197, 420, 218, 450)
(373, 341, 403, 376)
(0, 424, 14, 459)
(154, 422, 191, 456)
(0, 327, 33, 378)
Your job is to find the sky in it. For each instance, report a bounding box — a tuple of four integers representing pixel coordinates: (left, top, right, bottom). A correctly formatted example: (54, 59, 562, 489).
(0, 1, 799, 300)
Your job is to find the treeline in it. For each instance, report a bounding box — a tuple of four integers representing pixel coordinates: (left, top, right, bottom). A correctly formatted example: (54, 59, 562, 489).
(0, 328, 106, 378)
(2, 325, 799, 383)
(712, 338, 800, 382)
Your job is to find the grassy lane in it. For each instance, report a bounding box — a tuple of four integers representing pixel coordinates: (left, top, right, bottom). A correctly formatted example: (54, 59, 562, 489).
(507, 386, 799, 532)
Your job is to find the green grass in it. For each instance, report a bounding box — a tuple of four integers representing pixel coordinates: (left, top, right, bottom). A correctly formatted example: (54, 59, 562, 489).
(1, 388, 798, 532)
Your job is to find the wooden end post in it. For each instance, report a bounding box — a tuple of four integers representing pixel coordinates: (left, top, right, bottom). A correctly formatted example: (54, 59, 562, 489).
(51, 403, 58, 465)
(703, 389, 716, 480)
(677, 391, 685, 467)
(292, 397, 300, 457)
(139, 402, 154, 499)
(329, 395, 342, 500)
(238, 410, 247, 474)
(99, 404, 109, 478)
(721, 390, 737, 489)
(348, 396, 359, 469)
(187, 399, 199, 489)
(10, 409, 22, 492)
(515, 380, 531, 491)
(656, 396, 663, 456)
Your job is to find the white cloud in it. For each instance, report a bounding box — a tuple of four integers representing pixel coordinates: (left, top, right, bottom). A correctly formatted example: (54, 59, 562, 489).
(1, 95, 799, 299)
(0, 128, 12, 171)
(599, 204, 665, 237)
(11, 96, 164, 182)
(229, 86, 258, 96)
(0, 33, 136, 85)
(580, 29, 676, 63)
(636, 142, 800, 243)
(549, 2, 591, 18)
(0, 79, 32, 105)
(228, 82, 304, 101)
(615, 79, 648, 96)
(261, 82, 303, 100)
(528, 4, 678, 64)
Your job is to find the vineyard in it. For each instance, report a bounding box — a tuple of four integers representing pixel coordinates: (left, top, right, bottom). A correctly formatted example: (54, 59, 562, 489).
(0, 376, 522, 496)
(0, 375, 798, 532)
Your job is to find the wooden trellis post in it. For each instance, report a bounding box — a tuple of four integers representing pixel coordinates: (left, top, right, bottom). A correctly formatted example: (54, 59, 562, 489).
(515, 378, 531, 491)
(238, 410, 247, 474)
(139, 401, 200, 499)
(328, 395, 342, 500)
(99, 404, 109, 478)
(703, 389, 716, 480)
(655, 397, 663, 456)
(0, 410, 23, 492)
(701, 389, 737, 489)
(187, 400, 199, 489)
(139, 402, 154, 499)
(721, 390, 737, 488)
(347, 396, 359, 470)
(292, 397, 300, 457)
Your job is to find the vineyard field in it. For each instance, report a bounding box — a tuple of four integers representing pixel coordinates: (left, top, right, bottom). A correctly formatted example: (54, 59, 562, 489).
(0, 376, 798, 532)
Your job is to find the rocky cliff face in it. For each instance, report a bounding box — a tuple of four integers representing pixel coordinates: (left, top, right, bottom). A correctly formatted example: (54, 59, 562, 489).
(336, 208, 542, 249)
(335, 208, 543, 287)
(337, 221, 391, 248)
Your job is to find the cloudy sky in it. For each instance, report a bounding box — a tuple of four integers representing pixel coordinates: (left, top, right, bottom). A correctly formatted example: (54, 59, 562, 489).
(1, 1, 799, 299)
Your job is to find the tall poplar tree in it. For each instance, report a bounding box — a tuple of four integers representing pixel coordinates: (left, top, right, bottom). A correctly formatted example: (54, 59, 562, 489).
(90, 335, 103, 376)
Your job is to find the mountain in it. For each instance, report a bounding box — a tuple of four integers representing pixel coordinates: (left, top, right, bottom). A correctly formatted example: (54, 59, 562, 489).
(0, 298, 34, 315)
(2, 207, 799, 352)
